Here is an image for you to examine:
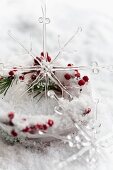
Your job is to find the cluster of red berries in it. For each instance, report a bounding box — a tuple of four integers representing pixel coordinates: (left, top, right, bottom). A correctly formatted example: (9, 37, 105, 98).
(78, 76, 89, 86)
(8, 68, 17, 79)
(8, 52, 52, 82)
(34, 52, 51, 66)
(64, 64, 81, 81)
(9, 112, 54, 137)
(22, 119, 54, 134)
(8, 67, 25, 81)
(64, 64, 89, 86)
(31, 52, 52, 81)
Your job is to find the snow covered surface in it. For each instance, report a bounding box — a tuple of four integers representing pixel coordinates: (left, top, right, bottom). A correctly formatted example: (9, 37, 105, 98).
(0, 0, 113, 170)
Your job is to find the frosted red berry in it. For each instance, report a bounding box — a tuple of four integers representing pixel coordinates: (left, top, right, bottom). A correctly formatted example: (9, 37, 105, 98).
(9, 70, 14, 76)
(75, 72, 80, 78)
(47, 55, 51, 62)
(64, 73, 71, 80)
(36, 124, 43, 130)
(22, 127, 29, 132)
(83, 76, 89, 82)
(43, 124, 48, 130)
(78, 79, 85, 86)
(28, 126, 37, 134)
(19, 75, 24, 81)
(41, 52, 44, 56)
(11, 130, 18, 137)
(30, 125, 36, 130)
(31, 74, 37, 80)
(48, 119, 54, 127)
(34, 57, 41, 65)
(67, 64, 73, 66)
(84, 108, 91, 115)
(8, 112, 14, 120)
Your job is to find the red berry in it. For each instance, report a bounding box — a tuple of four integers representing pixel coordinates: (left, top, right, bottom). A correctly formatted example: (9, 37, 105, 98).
(75, 72, 80, 78)
(8, 112, 14, 120)
(19, 75, 24, 81)
(41, 52, 44, 56)
(47, 55, 51, 62)
(22, 127, 29, 132)
(78, 79, 85, 86)
(43, 124, 48, 130)
(31, 74, 37, 80)
(9, 70, 14, 76)
(29, 126, 37, 134)
(30, 125, 36, 130)
(48, 119, 54, 127)
(34, 57, 41, 65)
(36, 124, 43, 130)
(11, 130, 18, 137)
(36, 56, 41, 61)
(67, 64, 73, 66)
(83, 76, 89, 82)
(84, 108, 91, 115)
(46, 53, 51, 62)
(64, 73, 71, 80)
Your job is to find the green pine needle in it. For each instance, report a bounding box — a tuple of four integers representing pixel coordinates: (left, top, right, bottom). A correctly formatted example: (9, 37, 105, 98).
(0, 76, 15, 96)
(27, 78, 62, 97)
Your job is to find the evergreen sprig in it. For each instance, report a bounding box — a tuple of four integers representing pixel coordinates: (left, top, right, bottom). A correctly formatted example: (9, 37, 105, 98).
(0, 68, 62, 97)
(27, 78, 62, 97)
(0, 76, 15, 96)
